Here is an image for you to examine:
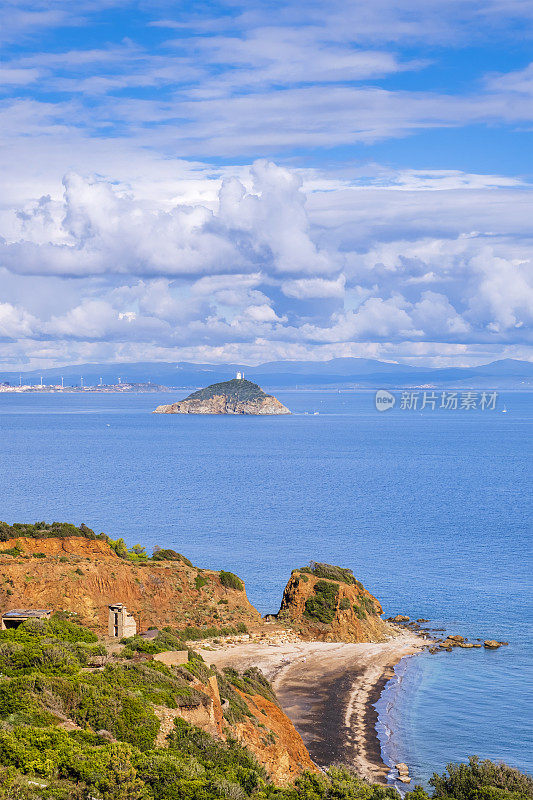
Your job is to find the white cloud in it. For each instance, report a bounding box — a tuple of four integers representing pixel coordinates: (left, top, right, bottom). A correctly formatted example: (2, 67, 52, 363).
(0, 154, 531, 364)
(282, 275, 346, 299)
(0, 302, 38, 340)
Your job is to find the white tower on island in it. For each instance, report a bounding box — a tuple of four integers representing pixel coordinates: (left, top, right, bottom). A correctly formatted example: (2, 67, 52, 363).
(236, 371, 244, 380)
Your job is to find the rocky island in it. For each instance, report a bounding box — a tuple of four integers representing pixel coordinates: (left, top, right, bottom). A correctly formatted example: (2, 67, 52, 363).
(153, 376, 291, 415)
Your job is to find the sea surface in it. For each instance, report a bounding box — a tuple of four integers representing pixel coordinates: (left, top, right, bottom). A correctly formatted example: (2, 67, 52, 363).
(0, 389, 531, 784)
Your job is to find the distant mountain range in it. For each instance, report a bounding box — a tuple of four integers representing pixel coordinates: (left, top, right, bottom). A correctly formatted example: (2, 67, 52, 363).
(1, 357, 532, 389)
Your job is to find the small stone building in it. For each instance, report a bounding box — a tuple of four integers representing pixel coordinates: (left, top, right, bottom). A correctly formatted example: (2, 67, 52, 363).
(108, 603, 137, 638)
(1, 609, 51, 630)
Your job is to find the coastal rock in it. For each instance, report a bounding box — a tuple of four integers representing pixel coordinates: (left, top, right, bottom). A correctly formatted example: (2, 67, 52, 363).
(275, 564, 395, 643)
(391, 615, 410, 623)
(447, 635, 465, 642)
(484, 640, 503, 648)
(396, 763, 411, 783)
(416, 618, 429, 623)
(153, 378, 291, 415)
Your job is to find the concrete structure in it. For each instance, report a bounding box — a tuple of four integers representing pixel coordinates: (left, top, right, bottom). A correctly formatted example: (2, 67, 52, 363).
(1, 609, 51, 630)
(152, 650, 189, 667)
(236, 371, 244, 380)
(108, 603, 137, 638)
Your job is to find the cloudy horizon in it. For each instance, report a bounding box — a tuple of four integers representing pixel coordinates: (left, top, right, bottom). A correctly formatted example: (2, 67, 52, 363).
(1, 0, 532, 370)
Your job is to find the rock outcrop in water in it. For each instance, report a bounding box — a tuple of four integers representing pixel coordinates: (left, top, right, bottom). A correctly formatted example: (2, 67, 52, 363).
(275, 562, 396, 643)
(153, 378, 291, 415)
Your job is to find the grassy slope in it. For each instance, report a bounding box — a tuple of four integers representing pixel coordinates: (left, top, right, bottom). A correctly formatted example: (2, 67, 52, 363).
(0, 617, 530, 799)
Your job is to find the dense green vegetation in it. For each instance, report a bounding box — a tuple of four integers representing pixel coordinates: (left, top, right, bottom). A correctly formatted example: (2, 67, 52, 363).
(0, 521, 194, 569)
(304, 581, 340, 624)
(0, 617, 530, 800)
(121, 623, 248, 656)
(299, 562, 359, 586)
(429, 757, 532, 800)
(152, 548, 193, 566)
(185, 379, 269, 403)
(0, 522, 97, 543)
(353, 595, 377, 620)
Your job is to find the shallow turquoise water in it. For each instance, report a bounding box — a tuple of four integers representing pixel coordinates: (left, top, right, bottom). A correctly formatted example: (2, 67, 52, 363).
(0, 389, 531, 782)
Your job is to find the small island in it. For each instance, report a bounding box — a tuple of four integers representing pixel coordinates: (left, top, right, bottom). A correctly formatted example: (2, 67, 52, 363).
(153, 375, 291, 415)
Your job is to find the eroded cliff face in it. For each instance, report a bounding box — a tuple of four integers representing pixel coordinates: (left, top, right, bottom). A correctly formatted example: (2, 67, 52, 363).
(232, 688, 318, 783)
(0, 537, 261, 633)
(277, 570, 396, 643)
(154, 670, 316, 785)
(154, 394, 290, 415)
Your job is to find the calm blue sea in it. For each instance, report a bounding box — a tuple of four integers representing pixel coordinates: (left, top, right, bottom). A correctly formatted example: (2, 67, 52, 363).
(0, 389, 531, 784)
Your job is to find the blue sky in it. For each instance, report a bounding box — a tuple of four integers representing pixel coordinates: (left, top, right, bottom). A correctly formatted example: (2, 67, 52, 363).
(0, 0, 532, 369)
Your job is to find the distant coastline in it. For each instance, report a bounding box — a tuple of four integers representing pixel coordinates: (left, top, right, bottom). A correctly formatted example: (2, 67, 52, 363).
(1, 356, 531, 391)
(0, 382, 169, 394)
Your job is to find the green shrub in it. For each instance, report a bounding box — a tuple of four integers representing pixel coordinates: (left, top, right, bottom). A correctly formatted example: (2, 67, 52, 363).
(339, 598, 351, 611)
(152, 549, 193, 567)
(219, 571, 244, 591)
(0, 521, 96, 542)
(0, 546, 22, 558)
(301, 562, 357, 585)
(221, 666, 278, 707)
(304, 581, 339, 624)
(195, 575, 208, 591)
(429, 756, 533, 800)
(107, 536, 129, 559)
(46, 617, 98, 644)
(359, 595, 376, 614)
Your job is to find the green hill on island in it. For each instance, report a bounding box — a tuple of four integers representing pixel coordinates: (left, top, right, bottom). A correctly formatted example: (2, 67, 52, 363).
(186, 379, 270, 403)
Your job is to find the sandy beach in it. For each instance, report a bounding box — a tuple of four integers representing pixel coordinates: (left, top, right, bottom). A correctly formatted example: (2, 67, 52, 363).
(198, 629, 426, 784)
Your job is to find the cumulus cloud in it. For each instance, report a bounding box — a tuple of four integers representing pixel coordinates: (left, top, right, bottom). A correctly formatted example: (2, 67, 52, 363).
(0, 302, 38, 341)
(0, 161, 532, 366)
(282, 275, 346, 299)
(1, 163, 334, 279)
